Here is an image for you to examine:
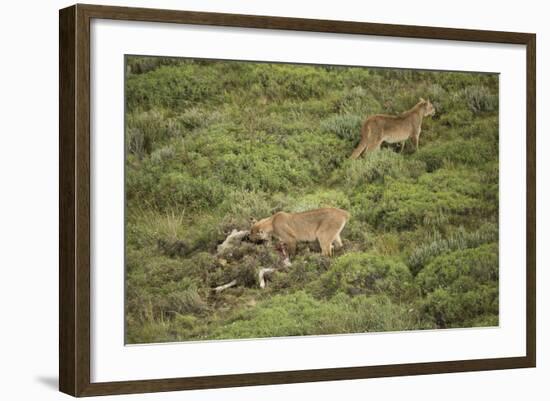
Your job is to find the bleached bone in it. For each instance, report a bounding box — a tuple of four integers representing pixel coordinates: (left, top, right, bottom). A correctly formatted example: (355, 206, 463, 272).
(217, 229, 250, 254)
(258, 268, 276, 289)
(214, 279, 238, 293)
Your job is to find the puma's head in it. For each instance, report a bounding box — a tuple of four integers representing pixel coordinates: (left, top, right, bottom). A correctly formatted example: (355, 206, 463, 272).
(249, 217, 273, 242)
(419, 98, 436, 117)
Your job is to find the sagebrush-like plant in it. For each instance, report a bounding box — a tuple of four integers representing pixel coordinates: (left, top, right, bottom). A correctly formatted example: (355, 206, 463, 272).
(408, 223, 498, 275)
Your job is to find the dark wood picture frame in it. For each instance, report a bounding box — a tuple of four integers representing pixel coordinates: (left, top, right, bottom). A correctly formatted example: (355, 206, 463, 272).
(59, 3, 536, 397)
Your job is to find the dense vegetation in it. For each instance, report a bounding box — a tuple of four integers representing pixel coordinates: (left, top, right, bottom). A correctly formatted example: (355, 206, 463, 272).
(124, 56, 499, 344)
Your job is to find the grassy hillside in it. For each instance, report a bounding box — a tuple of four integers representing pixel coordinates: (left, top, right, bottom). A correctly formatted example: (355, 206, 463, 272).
(124, 56, 499, 344)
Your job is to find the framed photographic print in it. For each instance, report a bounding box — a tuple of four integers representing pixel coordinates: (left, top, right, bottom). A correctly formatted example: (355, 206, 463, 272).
(59, 4, 536, 397)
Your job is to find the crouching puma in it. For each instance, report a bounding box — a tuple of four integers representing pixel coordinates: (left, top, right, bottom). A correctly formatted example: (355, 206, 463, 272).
(250, 208, 350, 257)
(350, 98, 435, 159)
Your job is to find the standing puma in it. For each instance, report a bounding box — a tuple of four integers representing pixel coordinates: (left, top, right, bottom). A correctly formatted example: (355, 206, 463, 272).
(350, 98, 435, 159)
(249, 208, 350, 257)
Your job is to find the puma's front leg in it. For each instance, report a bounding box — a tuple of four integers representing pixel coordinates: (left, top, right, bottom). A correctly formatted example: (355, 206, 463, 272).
(412, 134, 419, 151)
(413, 127, 421, 151)
(285, 239, 297, 256)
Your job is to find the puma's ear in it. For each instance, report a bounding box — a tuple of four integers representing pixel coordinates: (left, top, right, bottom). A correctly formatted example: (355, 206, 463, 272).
(419, 97, 426, 102)
(250, 217, 257, 225)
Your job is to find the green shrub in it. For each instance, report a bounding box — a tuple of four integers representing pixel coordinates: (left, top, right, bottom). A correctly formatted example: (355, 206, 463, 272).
(212, 144, 312, 192)
(314, 252, 413, 300)
(333, 86, 382, 115)
(320, 114, 363, 142)
(125, 250, 214, 327)
(372, 232, 402, 256)
(416, 243, 498, 292)
(211, 291, 432, 339)
(360, 173, 484, 231)
(150, 145, 176, 165)
(126, 63, 223, 110)
(126, 110, 181, 157)
(438, 108, 474, 128)
(251, 64, 336, 100)
(127, 127, 147, 160)
(338, 67, 376, 88)
(126, 208, 188, 247)
(459, 116, 499, 143)
(414, 138, 496, 171)
(417, 168, 484, 197)
(341, 218, 375, 250)
(290, 190, 350, 213)
(408, 222, 499, 275)
(165, 287, 209, 316)
(461, 85, 498, 114)
(338, 149, 427, 186)
(217, 190, 278, 230)
(156, 172, 226, 210)
(270, 253, 332, 291)
(416, 243, 498, 328)
(284, 131, 349, 178)
(125, 320, 174, 344)
(175, 107, 219, 130)
(126, 56, 182, 75)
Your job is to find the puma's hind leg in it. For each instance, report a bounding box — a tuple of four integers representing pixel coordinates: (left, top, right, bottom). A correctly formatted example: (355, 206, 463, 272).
(332, 220, 346, 251)
(334, 234, 343, 249)
(317, 234, 334, 257)
(351, 123, 373, 159)
(319, 240, 334, 257)
(318, 220, 345, 257)
(350, 138, 368, 159)
(365, 137, 383, 154)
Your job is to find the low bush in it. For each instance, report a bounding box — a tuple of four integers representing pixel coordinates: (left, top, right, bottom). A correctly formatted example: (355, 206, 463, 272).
(320, 114, 363, 142)
(125, 63, 223, 110)
(333, 86, 382, 115)
(338, 149, 427, 187)
(126, 110, 183, 158)
(157, 172, 226, 210)
(210, 291, 433, 339)
(126, 56, 183, 75)
(360, 174, 484, 231)
(284, 131, 349, 178)
(459, 116, 499, 144)
(313, 252, 414, 300)
(408, 222, 498, 275)
(416, 243, 499, 328)
(212, 144, 313, 192)
(290, 190, 350, 213)
(252, 64, 335, 101)
(270, 252, 331, 292)
(438, 108, 474, 128)
(461, 85, 499, 114)
(175, 107, 219, 130)
(125, 250, 215, 328)
(413, 138, 495, 171)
